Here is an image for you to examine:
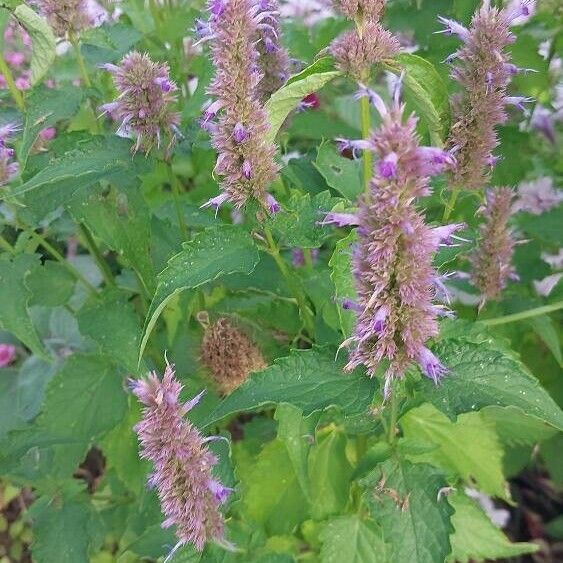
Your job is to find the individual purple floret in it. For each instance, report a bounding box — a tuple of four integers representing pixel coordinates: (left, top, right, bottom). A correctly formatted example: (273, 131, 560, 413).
(0, 123, 19, 186)
(470, 187, 516, 307)
(443, 1, 530, 190)
(254, 0, 291, 100)
(101, 51, 180, 154)
(331, 94, 459, 395)
(130, 362, 231, 552)
(203, 0, 280, 212)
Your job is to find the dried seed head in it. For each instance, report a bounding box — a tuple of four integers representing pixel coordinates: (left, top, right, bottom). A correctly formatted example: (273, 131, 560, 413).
(200, 318, 267, 394)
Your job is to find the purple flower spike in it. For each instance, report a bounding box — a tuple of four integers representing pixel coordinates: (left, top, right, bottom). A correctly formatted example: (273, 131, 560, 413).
(378, 152, 398, 178)
(131, 363, 228, 551)
(417, 347, 448, 384)
(318, 212, 359, 227)
(35, 0, 106, 37)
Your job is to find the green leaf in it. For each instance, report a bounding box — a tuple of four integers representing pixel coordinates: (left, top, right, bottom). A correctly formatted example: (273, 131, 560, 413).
(0, 254, 47, 358)
(526, 315, 562, 366)
(265, 58, 341, 143)
(29, 493, 93, 563)
(13, 4, 55, 86)
(139, 225, 260, 362)
(417, 339, 563, 431)
(314, 143, 362, 201)
(319, 515, 387, 563)
(267, 190, 337, 248)
(362, 459, 454, 563)
(447, 491, 538, 562)
(240, 439, 309, 535)
(26, 261, 75, 307)
(329, 231, 358, 338)
(400, 404, 508, 499)
(275, 404, 315, 500)
(309, 427, 352, 520)
(9, 136, 150, 219)
(77, 291, 142, 373)
(202, 347, 376, 428)
(387, 54, 451, 145)
(68, 184, 155, 295)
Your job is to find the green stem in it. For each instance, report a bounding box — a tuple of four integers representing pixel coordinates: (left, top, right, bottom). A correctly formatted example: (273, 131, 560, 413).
(387, 388, 399, 444)
(360, 95, 372, 191)
(264, 226, 316, 337)
(78, 223, 116, 288)
(0, 234, 16, 255)
(24, 227, 98, 297)
(303, 248, 313, 269)
(483, 300, 563, 326)
(442, 188, 460, 223)
(167, 163, 188, 239)
(0, 56, 25, 112)
(70, 34, 91, 88)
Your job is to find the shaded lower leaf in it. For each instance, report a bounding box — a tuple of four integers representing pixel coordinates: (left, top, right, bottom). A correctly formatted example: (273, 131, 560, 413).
(319, 514, 387, 563)
(362, 459, 454, 563)
(447, 491, 538, 562)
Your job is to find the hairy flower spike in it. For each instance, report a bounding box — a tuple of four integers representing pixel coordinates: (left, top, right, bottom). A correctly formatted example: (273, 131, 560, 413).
(101, 52, 180, 154)
(205, 0, 280, 210)
(513, 177, 563, 215)
(130, 364, 230, 552)
(201, 318, 267, 394)
(470, 187, 516, 306)
(254, 0, 291, 100)
(333, 0, 385, 20)
(35, 0, 105, 37)
(342, 100, 458, 392)
(330, 21, 400, 81)
(444, 2, 522, 190)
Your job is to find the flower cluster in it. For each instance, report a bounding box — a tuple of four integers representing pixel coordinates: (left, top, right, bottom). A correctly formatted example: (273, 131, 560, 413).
(201, 0, 280, 212)
(101, 51, 180, 154)
(470, 187, 516, 306)
(0, 21, 32, 92)
(35, 0, 106, 37)
(200, 317, 267, 394)
(330, 0, 399, 81)
(513, 176, 563, 215)
(0, 123, 19, 187)
(326, 89, 459, 395)
(255, 0, 291, 100)
(442, 1, 533, 190)
(130, 363, 231, 552)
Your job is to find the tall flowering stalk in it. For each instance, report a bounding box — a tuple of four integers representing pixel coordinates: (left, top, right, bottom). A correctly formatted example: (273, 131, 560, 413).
(101, 51, 180, 154)
(200, 0, 280, 212)
(326, 89, 460, 396)
(255, 0, 291, 100)
(470, 187, 516, 307)
(441, 1, 533, 192)
(130, 363, 231, 552)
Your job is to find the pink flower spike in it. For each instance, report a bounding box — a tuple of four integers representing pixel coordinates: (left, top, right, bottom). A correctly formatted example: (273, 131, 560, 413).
(0, 344, 16, 367)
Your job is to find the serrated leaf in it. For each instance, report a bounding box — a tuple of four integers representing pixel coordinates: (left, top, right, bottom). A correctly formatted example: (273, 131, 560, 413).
(29, 494, 93, 563)
(387, 54, 450, 145)
(267, 190, 337, 248)
(9, 136, 150, 219)
(417, 339, 563, 431)
(362, 459, 454, 563)
(265, 58, 341, 143)
(319, 515, 387, 563)
(314, 143, 362, 201)
(67, 184, 155, 294)
(447, 491, 538, 562)
(202, 347, 376, 428)
(26, 261, 75, 307)
(309, 427, 352, 520)
(240, 439, 309, 534)
(0, 253, 47, 358)
(329, 231, 357, 338)
(77, 291, 142, 373)
(139, 225, 260, 362)
(13, 4, 55, 86)
(400, 404, 508, 499)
